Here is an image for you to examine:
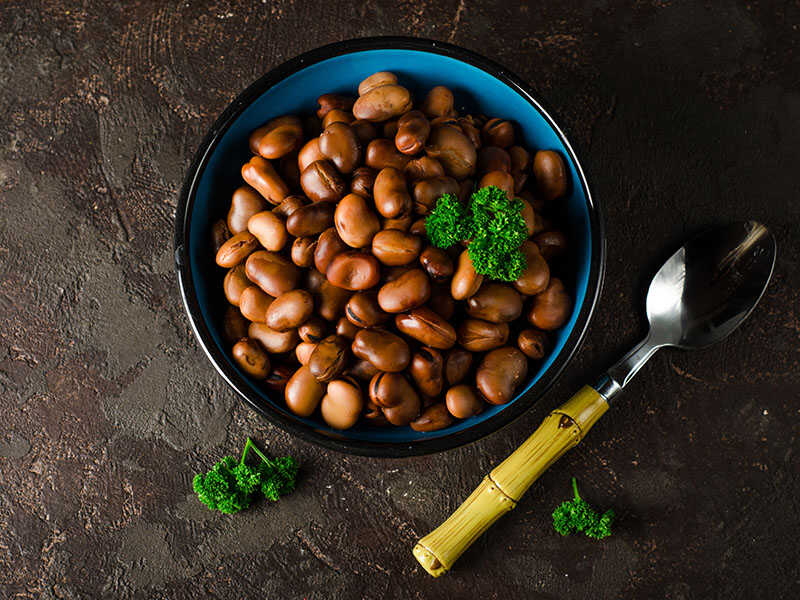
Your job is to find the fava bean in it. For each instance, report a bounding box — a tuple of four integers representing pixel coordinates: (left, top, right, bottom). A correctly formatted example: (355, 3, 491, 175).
(476, 347, 528, 405)
(241, 156, 289, 204)
(285, 366, 325, 416)
(232, 338, 271, 379)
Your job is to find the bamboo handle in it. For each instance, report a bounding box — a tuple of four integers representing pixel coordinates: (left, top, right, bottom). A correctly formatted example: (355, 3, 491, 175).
(413, 385, 609, 577)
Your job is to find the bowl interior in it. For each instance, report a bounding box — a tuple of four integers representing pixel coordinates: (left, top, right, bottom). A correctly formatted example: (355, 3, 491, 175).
(184, 47, 594, 447)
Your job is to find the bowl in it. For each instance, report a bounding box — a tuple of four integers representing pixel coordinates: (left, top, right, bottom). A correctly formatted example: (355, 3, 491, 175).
(174, 37, 605, 457)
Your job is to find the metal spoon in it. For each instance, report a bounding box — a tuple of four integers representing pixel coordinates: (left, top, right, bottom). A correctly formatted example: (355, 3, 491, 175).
(413, 221, 776, 577)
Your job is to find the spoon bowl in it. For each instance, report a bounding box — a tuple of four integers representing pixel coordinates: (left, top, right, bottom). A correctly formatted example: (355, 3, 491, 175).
(647, 221, 776, 349)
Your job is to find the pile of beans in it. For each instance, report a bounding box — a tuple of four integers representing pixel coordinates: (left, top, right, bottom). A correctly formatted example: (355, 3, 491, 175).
(211, 71, 572, 433)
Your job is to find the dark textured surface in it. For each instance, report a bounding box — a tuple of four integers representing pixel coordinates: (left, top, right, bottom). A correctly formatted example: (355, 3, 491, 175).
(1, 1, 798, 598)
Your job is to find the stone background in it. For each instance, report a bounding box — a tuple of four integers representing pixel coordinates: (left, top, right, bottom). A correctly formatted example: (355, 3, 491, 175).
(1, 1, 798, 598)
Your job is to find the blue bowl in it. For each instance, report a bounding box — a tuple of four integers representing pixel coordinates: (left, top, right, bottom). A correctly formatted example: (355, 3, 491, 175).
(175, 37, 605, 457)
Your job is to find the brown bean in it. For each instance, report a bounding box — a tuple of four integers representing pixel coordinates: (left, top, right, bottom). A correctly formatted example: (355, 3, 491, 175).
(351, 120, 378, 145)
(247, 211, 288, 251)
(358, 71, 398, 96)
(248, 322, 299, 354)
(365, 138, 410, 171)
(255, 115, 304, 159)
(348, 358, 380, 381)
(429, 283, 456, 319)
(421, 86, 455, 118)
(350, 167, 376, 197)
(238, 286, 273, 323)
(316, 280, 352, 321)
(369, 372, 420, 425)
(409, 218, 427, 236)
(216, 232, 259, 268)
(326, 252, 381, 291)
(445, 348, 473, 385)
(222, 305, 249, 344)
(410, 347, 444, 397)
(286, 201, 336, 237)
(335, 316, 359, 340)
(377, 268, 431, 313)
(232, 338, 271, 379)
(298, 138, 326, 171)
(245, 250, 300, 297)
(477, 146, 511, 174)
(419, 247, 454, 281)
(335, 193, 380, 248)
(211, 219, 231, 254)
(316, 93, 355, 118)
(266, 289, 314, 331)
(410, 403, 453, 432)
(478, 170, 514, 199)
(298, 316, 327, 343)
(395, 110, 430, 155)
(353, 329, 410, 372)
(426, 126, 477, 178)
(291, 236, 317, 268)
(532, 150, 568, 201)
(405, 156, 445, 182)
(373, 167, 412, 218)
(353, 84, 412, 121)
(322, 109, 354, 128)
(223, 265, 250, 306)
(458, 118, 482, 149)
(466, 283, 523, 323)
(371, 230, 423, 266)
(476, 347, 528, 405)
(520, 198, 536, 236)
(481, 118, 515, 148)
(533, 230, 568, 261)
(527, 278, 571, 330)
(457, 318, 509, 351)
(382, 265, 415, 283)
(514, 241, 550, 296)
(451, 249, 484, 300)
(319, 122, 361, 174)
(381, 212, 413, 231)
(321, 379, 363, 430)
(395, 307, 457, 349)
(412, 176, 459, 215)
(241, 156, 289, 204)
(300, 160, 346, 203)
(295, 342, 316, 365)
(445, 385, 484, 419)
(308, 334, 350, 382)
(345, 291, 389, 328)
(285, 366, 325, 416)
(314, 227, 348, 273)
(382, 119, 399, 138)
(509, 145, 530, 172)
(228, 186, 268, 234)
(273, 195, 306, 218)
(518, 328, 549, 360)
(430, 115, 461, 129)
(265, 363, 294, 391)
(306, 269, 326, 293)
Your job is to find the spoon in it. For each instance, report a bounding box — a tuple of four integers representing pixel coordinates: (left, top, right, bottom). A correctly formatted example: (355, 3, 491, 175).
(413, 221, 776, 577)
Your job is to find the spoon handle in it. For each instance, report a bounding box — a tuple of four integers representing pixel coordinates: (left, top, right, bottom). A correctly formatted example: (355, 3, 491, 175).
(412, 385, 609, 577)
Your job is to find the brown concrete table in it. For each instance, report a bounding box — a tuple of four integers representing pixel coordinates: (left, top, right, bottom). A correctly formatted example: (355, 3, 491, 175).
(1, 1, 798, 598)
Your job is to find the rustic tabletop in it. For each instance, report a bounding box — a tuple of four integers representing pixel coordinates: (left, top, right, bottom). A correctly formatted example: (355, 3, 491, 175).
(1, 1, 798, 599)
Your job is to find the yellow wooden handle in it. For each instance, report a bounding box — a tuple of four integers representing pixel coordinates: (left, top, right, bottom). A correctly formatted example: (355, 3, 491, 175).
(413, 385, 608, 577)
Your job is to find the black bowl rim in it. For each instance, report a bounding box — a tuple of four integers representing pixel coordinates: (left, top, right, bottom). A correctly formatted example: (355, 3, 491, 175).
(174, 36, 606, 458)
